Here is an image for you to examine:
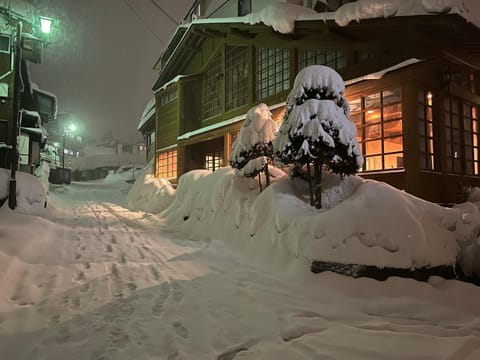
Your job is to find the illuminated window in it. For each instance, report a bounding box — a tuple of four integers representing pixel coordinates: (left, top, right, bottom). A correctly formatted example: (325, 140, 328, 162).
(418, 90, 435, 171)
(205, 152, 223, 171)
(463, 103, 480, 175)
(226, 45, 249, 111)
(202, 52, 223, 119)
(256, 48, 290, 100)
(350, 88, 403, 172)
(299, 49, 346, 70)
(155, 150, 177, 179)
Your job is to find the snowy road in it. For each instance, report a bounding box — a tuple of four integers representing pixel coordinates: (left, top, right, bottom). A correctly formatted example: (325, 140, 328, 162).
(1, 181, 480, 359)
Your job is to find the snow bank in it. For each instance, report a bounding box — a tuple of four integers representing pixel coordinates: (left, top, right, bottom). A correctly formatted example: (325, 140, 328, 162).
(0, 168, 47, 213)
(245, 3, 317, 33)
(104, 165, 143, 184)
(126, 162, 175, 213)
(34, 161, 50, 194)
(163, 168, 463, 271)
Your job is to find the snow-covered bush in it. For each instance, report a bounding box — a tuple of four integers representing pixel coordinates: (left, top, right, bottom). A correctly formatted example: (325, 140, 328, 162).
(274, 65, 363, 208)
(230, 103, 277, 190)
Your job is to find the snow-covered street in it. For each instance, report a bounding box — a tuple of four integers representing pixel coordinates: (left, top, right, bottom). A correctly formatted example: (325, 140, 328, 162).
(1, 180, 480, 359)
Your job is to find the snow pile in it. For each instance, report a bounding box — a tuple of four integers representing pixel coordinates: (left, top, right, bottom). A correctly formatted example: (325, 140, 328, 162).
(126, 162, 175, 213)
(0, 168, 47, 213)
(163, 168, 462, 270)
(245, 3, 317, 33)
(335, 0, 467, 26)
(104, 165, 143, 183)
(242, 1, 469, 34)
(34, 161, 50, 194)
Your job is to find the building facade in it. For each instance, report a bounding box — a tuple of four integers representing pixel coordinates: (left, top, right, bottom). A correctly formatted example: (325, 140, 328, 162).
(150, 1, 480, 204)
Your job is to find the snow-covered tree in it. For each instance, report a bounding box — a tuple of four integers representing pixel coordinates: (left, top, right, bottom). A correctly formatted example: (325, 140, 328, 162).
(229, 103, 278, 190)
(274, 65, 363, 208)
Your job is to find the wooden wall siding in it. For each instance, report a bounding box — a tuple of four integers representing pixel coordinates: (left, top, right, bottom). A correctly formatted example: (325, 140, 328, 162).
(180, 77, 203, 134)
(155, 91, 179, 149)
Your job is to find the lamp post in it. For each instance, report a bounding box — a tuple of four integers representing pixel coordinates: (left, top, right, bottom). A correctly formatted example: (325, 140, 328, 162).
(8, 21, 23, 210)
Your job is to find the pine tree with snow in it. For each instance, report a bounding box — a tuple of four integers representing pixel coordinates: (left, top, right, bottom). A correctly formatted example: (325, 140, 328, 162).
(274, 65, 363, 208)
(229, 103, 278, 191)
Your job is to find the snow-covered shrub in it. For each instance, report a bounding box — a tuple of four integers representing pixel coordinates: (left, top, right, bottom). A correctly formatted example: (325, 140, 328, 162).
(230, 103, 278, 190)
(274, 65, 363, 208)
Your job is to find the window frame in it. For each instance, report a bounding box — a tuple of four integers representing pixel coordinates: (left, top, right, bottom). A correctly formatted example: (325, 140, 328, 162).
(255, 47, 290, 101)
(155, 149, 177, 179)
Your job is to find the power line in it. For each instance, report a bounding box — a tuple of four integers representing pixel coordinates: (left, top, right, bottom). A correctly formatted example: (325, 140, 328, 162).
(149, 0, 179, 26)
(123, 0, 165, 46)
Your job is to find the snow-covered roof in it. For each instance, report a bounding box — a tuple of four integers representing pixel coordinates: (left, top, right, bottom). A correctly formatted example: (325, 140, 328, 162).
(153, 74, 186, 94)
(177, 102, 286, 141)
(344, 58, 423, 86)
(137, 97, 156, 131)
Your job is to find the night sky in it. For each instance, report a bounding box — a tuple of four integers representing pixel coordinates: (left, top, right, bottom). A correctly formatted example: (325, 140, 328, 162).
(28, 0, 194, 141)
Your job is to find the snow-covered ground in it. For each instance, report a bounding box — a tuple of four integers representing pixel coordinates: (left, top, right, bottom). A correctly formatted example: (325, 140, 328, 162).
(1, 167, 480, 359)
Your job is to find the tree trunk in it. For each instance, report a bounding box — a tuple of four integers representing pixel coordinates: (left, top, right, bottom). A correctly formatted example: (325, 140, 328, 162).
(306, 162, 314, 206)
(264, 162, 270, 187)
(313, 160, 323, 209)
(258, 173, 263, 193)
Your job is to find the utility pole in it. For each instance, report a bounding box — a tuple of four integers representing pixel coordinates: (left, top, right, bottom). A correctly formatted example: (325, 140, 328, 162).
(8, 21, 22, 210)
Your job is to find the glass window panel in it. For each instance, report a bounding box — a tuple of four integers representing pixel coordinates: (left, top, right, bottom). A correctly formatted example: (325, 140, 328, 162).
(365, 93, 381, 109)
(465, 134, 472, 146)
(445, 128, 452, 141)
(365, 124, 381, 140)
(365, 140, 382, 154)
(428, 139, 434, 153)
(351, 112, 362, 127)
(384, 120, 402, 137)
(466, 161, 473, 174)
(419, 155, 427, 169)
(475, 162, 479, 174)
(444, 98, 451, 112)
(451, 100, 459, 114)
(444, 112, 451, 127)
(365, 155, 382, 171)
(384, 136, 403, 153)
(473, 120, 478, 133)
(453, 129, 461, 143)
(427, 123, 433, 137)
(382, 88, 401, 105)
(383, 103, 402, 121)
(465, 147, 473, 160)
(418, 90, 425, 103)
(426, 107, 433, 121)
(384, 153, 403, 169)
(365, 109, 381, 124)
(429, 155, 435, 170)
(473, 107, 478, 119)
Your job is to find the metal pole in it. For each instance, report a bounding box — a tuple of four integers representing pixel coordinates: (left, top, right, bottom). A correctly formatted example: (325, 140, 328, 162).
(8, 21, 22, 210)
(62, 133, 65, 169)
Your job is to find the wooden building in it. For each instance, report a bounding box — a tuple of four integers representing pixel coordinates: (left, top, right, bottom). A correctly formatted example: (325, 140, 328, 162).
(150, 1, 480, 203)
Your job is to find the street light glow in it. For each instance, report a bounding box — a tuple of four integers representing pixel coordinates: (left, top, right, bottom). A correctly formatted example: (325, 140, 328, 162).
(68, 123, 76, 132)
(39, 16, 53, 34)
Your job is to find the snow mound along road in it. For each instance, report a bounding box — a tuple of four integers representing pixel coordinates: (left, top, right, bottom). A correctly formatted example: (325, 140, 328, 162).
(163, 167, 464, 273)
(0, 168, 47, 213)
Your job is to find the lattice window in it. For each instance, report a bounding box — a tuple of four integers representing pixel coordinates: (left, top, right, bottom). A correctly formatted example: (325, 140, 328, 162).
(444, 98, 463, 174)
(226, 45, 249, 111)
(418, 90, 435, 171)
(159, 90, 177, 106)
(299, 49, 346, 70)
(256, 48, 290, 100)
(350, 88, 403, 172)
(202, 52, 223, 119)
(205, 152, 223, 172)
(463, 103, 480, 175)
(155, 150, 177, 179)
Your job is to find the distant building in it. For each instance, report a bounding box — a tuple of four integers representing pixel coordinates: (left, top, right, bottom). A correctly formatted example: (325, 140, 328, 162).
(148, 0, 480, 203)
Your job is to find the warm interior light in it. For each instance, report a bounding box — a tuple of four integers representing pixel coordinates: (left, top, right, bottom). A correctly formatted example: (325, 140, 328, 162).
(427, 91, 433, 106)
(39, 16, 53, 34)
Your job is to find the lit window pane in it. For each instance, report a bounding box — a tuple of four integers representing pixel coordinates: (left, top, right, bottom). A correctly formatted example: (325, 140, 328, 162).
(365, 140, 382, 154)
(365, 109, 381, 124)
(365, 93, 381, 109)
(384, 103, 402, 121)
(384, 120, 402, 137)
(365, 156, 382, 171)
(384, 153, 403, 169)
(383, 88, 401, 105)
(384, 136, 403, 153)
(365, 124, 381, 140)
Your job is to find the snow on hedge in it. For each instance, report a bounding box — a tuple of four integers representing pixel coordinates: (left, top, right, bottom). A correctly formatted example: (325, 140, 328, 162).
(162, 167, 464, 271)
(126, 162, 175, 213)
(0, 168, 47, 213)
